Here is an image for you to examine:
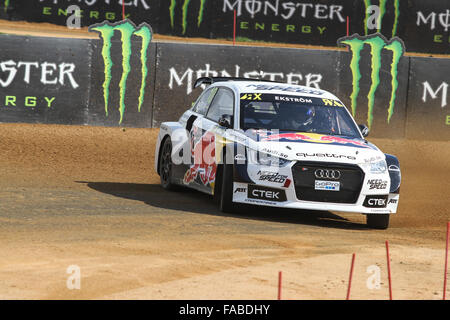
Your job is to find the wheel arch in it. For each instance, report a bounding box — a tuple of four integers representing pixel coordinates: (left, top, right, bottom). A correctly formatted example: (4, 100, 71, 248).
(385, 153, 401, 193)
(157, 134, 171, 176)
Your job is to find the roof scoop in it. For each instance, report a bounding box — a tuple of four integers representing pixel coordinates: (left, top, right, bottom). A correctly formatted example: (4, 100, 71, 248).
(193, 77, 279, 89)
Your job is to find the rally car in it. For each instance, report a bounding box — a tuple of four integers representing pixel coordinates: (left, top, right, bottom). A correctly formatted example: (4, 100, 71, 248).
(155, 77, 401, 229)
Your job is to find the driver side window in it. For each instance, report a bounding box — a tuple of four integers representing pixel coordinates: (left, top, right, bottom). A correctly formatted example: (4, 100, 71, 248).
(206, 88, 234, 123)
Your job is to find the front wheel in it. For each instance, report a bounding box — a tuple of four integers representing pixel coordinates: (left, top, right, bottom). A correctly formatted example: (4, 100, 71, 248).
(219, 164, 236, 213)
(366, 214, 390, 229)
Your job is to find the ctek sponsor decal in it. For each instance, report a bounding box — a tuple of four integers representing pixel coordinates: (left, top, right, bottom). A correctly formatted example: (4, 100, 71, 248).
(248, 184, 287, 202)
(363, 195, 388, 208)
(363, 0, 400, 38)
(169, 0, 207, 34)
(338, 33, 405, 129)
(89, 20, 152, 124)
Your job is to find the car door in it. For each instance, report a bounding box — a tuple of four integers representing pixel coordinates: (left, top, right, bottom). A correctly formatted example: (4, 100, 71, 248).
(184, 87, 235, 194)
(181, 86, 218, 189)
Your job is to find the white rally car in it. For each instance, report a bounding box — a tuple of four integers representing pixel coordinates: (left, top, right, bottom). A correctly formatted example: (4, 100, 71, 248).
(155, 77, 401, 229)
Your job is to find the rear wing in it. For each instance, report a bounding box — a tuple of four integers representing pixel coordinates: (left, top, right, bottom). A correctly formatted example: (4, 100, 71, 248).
(193, 77, 280, 89)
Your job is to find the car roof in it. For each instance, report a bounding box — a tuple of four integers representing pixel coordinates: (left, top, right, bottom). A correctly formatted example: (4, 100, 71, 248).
(210, 80, 340, 101)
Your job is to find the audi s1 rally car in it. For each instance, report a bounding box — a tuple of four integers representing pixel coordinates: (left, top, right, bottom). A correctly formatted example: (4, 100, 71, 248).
(155, 77, 401, 229)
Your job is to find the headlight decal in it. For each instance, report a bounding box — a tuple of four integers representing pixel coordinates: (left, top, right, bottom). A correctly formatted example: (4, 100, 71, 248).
(370, 160, 388, 174)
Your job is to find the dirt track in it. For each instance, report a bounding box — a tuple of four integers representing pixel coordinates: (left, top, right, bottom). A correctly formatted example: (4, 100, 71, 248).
(0, 123, 449, 300)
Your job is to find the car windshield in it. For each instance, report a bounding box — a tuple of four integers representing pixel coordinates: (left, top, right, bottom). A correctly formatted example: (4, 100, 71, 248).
(240, 93, 361, 138)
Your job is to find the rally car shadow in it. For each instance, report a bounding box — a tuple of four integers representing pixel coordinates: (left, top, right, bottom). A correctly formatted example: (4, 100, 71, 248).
(80, 181, 368, 230)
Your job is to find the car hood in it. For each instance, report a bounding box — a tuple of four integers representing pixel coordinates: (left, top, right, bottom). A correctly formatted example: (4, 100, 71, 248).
(238, 130, 384, 165)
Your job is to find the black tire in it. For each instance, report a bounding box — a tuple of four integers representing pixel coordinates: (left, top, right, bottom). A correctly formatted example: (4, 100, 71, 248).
(366, 214, 390, 229)
(213, 164, 223, 204)
(219, 164, 236, 213)
(159, 138, 176, 190)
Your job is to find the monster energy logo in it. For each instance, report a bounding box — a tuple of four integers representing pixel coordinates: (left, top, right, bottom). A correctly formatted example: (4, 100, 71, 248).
(89, 20, 152, 124)
(338, 33, 405, 129)
(169, 0, 207, 35)
(4, 0, 9, 12)
(364, 0, 400, 38)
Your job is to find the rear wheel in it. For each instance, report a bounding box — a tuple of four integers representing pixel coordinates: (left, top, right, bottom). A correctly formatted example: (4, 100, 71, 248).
(159, 138, 176, 190)
(366, 214, 390, 229)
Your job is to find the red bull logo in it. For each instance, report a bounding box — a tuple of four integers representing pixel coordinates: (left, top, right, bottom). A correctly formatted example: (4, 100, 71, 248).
(183, 131, 217, 186)
(261, 132, 368, 148)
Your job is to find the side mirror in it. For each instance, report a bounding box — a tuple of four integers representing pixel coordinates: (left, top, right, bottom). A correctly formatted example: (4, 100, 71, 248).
(358, 124, 369, 137)
(218, 114, 233, 128)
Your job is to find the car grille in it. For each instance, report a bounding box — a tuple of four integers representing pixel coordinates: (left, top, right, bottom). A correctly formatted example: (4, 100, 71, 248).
(291, 161, 364, 204)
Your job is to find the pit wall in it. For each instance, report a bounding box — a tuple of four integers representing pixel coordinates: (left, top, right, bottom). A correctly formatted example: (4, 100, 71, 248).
(0, 33, 448, 141)
(0, 0, 449, 55)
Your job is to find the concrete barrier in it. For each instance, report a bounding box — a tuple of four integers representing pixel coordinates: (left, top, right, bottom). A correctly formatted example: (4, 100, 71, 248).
(0, 32, 448, 140)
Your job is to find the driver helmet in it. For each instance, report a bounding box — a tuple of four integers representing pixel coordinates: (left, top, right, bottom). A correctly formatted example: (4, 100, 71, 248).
(290, 106, 316, 127)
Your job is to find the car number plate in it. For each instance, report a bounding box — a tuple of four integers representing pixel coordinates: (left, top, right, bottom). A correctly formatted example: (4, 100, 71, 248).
(315, 180, 340, 191)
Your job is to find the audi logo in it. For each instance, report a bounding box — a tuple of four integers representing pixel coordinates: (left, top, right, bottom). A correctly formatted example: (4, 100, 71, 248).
(314, 169, 341, 180)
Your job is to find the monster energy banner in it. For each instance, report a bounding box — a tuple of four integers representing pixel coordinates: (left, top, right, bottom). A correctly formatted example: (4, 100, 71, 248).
(88, 20, 156, 127)
(158, 0, 213, 38)
(1, 0, 449, 54)
(406, 57, 450, 140)
(0, 21, 156, 128)
(402, 0, 450, 55)
(0, 23, 448, 140)
(0, 34, 90, 125)
(153, 42, 340, 127)
(2, 0, 161, 27)
(337, 33, 408, 136)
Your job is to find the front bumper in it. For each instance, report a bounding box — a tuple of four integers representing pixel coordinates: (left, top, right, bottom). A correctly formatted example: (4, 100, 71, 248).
(232, 161, 400, 215)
